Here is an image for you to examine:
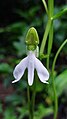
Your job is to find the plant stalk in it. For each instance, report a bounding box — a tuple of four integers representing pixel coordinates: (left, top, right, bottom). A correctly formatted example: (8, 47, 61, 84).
(27, 81, 36, 119)
(47, 0, 54, 69)
(42, 0, 48, 14)
(40, 19, 51, 54)
(52, 39, 67, 119)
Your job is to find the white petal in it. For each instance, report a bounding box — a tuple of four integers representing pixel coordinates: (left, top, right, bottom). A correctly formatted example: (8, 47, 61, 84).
(34, 57, 49, 83)
(27, 54, 35, 86)
(12, 57, 28, 83)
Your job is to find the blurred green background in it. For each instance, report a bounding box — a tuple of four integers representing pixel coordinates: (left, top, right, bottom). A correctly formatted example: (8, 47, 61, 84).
(0, 0, 67, 119)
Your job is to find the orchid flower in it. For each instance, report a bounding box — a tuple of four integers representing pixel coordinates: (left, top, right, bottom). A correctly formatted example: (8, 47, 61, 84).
(12, 50, 49, 85)
(12, 27, 49, 86)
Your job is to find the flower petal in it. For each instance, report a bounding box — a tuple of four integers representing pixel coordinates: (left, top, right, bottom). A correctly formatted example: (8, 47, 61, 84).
(34, 57, 49, 83)
(12, 57, 28, 83)
(27, 54, 35, 86)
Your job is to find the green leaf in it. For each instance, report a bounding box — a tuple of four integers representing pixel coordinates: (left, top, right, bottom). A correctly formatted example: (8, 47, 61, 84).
(55, 70, 67, 96)
(4, 107, 16, 119)
(52, 8, 67, 20)
(34, 81, 45, 92)
(0, 63, 12, 73)
(0, 22, 27, 33)
(13, 36, 26, 56)
(15, 6, 40, 20)
(0, 28, 5, 33)
(31, 72, 45, 92)
(17, 106, 28, 119)
(34, 104, 53, 119)
(5, 94, 23, 105)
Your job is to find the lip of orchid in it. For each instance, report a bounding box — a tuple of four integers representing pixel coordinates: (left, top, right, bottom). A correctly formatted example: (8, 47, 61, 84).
(12, 50, 49, 86)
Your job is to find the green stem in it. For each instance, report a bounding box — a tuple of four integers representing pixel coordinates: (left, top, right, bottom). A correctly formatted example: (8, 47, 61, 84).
(42, 0, 48, 14)
(40, 19, 51, 54)
(52, 39, 67, 119)
(47, 0, 54, 70)
(47, 0, 58, 118)
(48, 0, 54, 18)
(47, 22, 53, 70)
(31, 89, 36, 118)
(31, 73, 36, 119)
(51, 74, 58, 119)
(52, 8, 67, 20)
(27, 82, 36, 119)
(27, 85, 31, 119)
(52, 39, 67, 74)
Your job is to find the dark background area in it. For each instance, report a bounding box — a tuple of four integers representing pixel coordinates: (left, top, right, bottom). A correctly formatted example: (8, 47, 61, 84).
(0, 0, 66, 26)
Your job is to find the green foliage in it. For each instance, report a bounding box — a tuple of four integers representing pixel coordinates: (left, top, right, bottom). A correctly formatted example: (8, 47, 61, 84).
(0, 63, 12, 73)
(52, 7, 67, 20)
(13, 36, 26, 56)
(4, 107, 17, 119)
(17, 106, 28, 119)
(55, 70, 67, 96)
(34, 104, 53, 119)
(15, 6, 40, 20)
(0, 0, 67, 119)
(0, 22, 27, 33)
(53, 6, 67, 54)
(5, 94, 23, 105)
(0, 102, 3, 113)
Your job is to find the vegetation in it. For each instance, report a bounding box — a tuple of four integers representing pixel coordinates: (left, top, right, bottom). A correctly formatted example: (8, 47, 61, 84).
(0, 0, 67, 119)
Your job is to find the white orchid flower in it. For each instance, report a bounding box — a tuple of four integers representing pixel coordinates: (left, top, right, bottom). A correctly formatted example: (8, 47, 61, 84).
(12, 50, 49, 86)
(12, 27, 49, 86)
